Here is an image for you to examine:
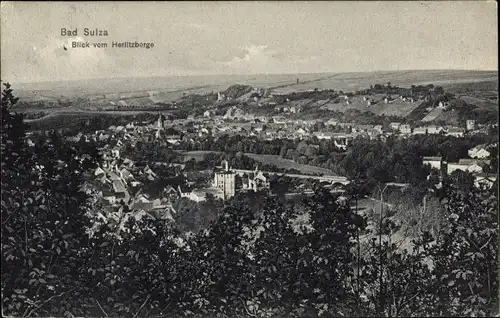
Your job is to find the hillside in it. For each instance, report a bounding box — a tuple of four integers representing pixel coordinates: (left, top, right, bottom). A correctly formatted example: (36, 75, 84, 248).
(14, 70, 497, 104)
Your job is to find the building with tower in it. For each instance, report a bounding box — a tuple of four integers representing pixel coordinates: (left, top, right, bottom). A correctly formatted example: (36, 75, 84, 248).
(466, 119, 475, 131)
(212, 160, 236, 200)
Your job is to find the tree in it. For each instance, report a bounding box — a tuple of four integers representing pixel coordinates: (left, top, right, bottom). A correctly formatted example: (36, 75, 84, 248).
(357, 179, 498, 317)
(1, 82, 99, 316)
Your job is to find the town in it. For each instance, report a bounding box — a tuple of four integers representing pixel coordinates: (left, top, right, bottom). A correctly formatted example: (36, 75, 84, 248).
(7, 77, 497, 317)
(27, 82, 494, 223)
(2, 2, 498, 317)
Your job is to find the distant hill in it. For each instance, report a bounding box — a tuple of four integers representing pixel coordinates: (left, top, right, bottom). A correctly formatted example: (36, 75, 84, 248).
(10, 70, 498, 126)
(222, 84, 254, 99)
(271, 70, 498, 94)
(12, 70, 497, 103)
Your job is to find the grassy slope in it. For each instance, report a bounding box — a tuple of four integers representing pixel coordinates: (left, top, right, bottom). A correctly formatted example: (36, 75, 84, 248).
(244, 153, 335, 175)
(320, 95, 420, 117)
(180, 151, 334, 175)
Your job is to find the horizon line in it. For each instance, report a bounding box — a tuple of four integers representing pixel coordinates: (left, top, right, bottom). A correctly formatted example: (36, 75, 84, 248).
(4, 68, 499, 86)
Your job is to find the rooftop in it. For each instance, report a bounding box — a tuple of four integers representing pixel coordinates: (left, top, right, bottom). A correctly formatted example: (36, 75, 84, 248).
(423, 156, 442, 161)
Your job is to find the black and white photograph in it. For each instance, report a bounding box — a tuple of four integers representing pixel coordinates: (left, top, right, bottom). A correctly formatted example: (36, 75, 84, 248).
(1, 1, 498, 317)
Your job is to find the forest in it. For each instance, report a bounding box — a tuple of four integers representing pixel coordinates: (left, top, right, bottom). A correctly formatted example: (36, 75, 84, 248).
(174, 133, 498, 183)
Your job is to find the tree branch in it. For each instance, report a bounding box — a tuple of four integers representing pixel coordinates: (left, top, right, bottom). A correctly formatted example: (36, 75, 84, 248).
(399, 290, 421, 310)
(93, 298, 108, 317)
(239, 297, 257, 317)
(132, 295, 150, 318)
(25, 287, 77, 317)
(396, 281, 410, 314)
(480, 236, 493, 251)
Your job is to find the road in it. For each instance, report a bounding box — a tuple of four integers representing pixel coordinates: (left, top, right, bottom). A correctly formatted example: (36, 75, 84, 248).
(232, 168, 349, 184)
(24, 109, 178, 123)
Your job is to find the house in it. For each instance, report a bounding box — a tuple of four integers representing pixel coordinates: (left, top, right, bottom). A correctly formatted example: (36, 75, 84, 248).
(356, 125, 375, 132)
(447, 162, 470, 174)
(447, 159, 491, 174)
(474, 173, 497, 188)
(390, 122, 401, 130)
(251, 124, 264, 132)
(181, 190, 206, 202)
(112, 179, 127, 193)
(143, 165, 157, 178)
(423, 157, 443, 170)
(366, 128, 381, 139)
(181, 188, 225, 202)
(468, 145, 491, 159)
(399, 124, 412, 134)
(242, 169, 270, 192)
(134, 194, 154, 211)
(325, 119, 338, 126)
(148, 202, 176, 221)
(458, 159, 490, 170)
(166, 135, 181, 144)
(427, 126, 444, 135)
(338, 123, 354, 129)
(334, 139, 348, 150)
(265, 129, 278, 137)
(163, 185, 180, 201)
(313, 132, 334, 140)
(466, 120, 476, 131)
(119, 168, 134, 181)
(445, 127, 465, 137)
(374, 125, 383, 134)
(217, 92, 225, 102)
(295, 128, 309, 137)
(111, 148, 120, 158)
(412, 127, 427, 135)
(203, 110, 213, 118)
(101, 191, 117, 205)
(95, 166, 106, 176)
(273, 117, 287, 125)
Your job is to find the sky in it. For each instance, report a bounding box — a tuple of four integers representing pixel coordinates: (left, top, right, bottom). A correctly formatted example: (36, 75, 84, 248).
(1, 1, 498, 83)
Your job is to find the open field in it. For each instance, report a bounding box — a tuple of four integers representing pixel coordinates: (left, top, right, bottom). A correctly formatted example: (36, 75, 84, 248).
(13, 70, 497, 106)
(244, 153, 335, 175)
(271, 70, 498, 94)
(421, 107, 444, 122)
(181, 151, 220, 162)
(25, 110, 171, 131)
(441, 79, 498, 95)
(320, 94, 420, 117)
(180, 151, 335, 176)
(13, 73, 326, 104)
(459, 95, 499, 111)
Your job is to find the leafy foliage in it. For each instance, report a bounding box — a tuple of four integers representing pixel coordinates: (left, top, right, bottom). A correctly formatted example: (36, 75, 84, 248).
(2, 83, 497, 317)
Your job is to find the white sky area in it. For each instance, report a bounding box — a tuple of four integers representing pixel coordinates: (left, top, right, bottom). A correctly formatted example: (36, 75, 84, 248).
(1, 1, 498, 83)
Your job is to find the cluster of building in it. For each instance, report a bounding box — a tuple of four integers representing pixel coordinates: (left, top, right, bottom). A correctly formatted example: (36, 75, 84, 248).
(178, 160, 271, 202)
(388, 120, 480, 137)
(423, 143, 497, 188)
(57, 103, 496, 210)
